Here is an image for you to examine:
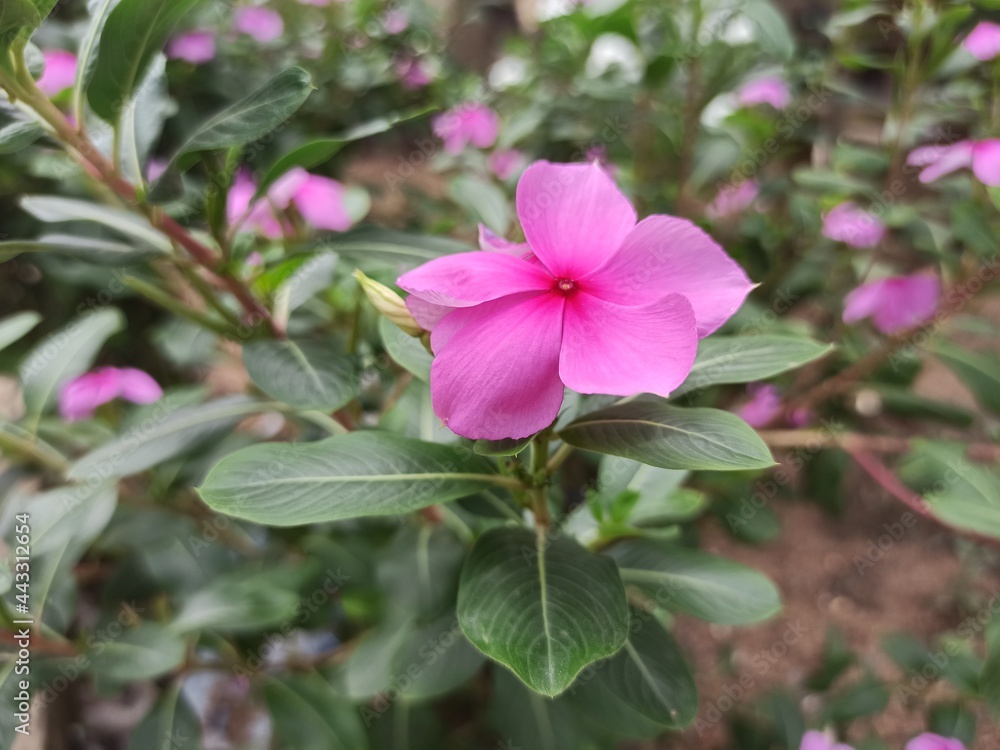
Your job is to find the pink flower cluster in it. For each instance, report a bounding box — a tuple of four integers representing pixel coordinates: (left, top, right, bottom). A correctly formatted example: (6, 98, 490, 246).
(397, 161, 754, 439)
(228, 169, 360, 237)
(59, 367, 162, 421)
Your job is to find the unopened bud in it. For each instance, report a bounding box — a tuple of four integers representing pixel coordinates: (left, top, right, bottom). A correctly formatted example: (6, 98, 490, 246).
(352, 269, 422, 336)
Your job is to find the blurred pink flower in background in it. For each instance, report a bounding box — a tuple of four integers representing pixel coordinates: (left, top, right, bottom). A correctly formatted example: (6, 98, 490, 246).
(799, 730, 854, 750)
(963, 21, 1000, 61)
(585, 144, 618, 178)
(737, 383, 810, 428)
(905, 734, 964, 750)
(394, 56, 432, 89)
(228, 168, 357, 236)
(736, 76, 790, 109)
(843, 273, 941, 334)
(233, 6, 284, 42)
(297, 0, 332, 4)
(397, 161, 753, 439)
(906, 139, 1000, 186)
(37, 50, 77, 96)
(706, 180, 759, 219)
(433, 104, 499, 154)
(167, 31, 217, 64)
(59, 367, 163, 421)
(383, 8, 408, 34)
(147, 158, 168, 183)
(822, 202, 886, 248)
(488, 149, 526, 180)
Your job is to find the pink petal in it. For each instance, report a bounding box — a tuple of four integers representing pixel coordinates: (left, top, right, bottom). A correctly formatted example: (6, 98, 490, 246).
(516, 161, 637, 279)
(873, 275, 940, 333)
(432, 104, 498, 154)
(292, 175, 354, 231)
(382, 8, 408, 34)
(963, 21, 1000, 61)
(488, 149, 525, 180)
(905, 734, 964, 750)
(559, 292, 698, 397)
(233, 7, 284, 42)
(58, 369, 122, 421)
(405, 296, 453, 331)
(429, 293, 566, 439)
(737, 384, 783, 428)
(822, 202, 886, 248)
(116, 368, 163, 404)
(706, 180, 759, 219)
(842, 279, 885, 324)
(971, 139, 1000, 186)
(227, 171, 258, 228)
(918, 142, 973, 183)
(267, 167, 310, 209)
(581, 215, 754, 337)
(799, 731, 832, 750)
(397, 252, 552, 310)
(167, 31, 217, 64)
(736, 76, 790, 109)
(477, 224, 532, 258)
(37, 50, 77, 97)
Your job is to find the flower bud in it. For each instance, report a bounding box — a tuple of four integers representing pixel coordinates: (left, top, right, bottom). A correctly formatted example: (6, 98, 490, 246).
(352, 269, 422, 336)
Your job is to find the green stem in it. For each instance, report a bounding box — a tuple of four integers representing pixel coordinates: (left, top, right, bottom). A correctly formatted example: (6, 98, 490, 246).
(545, 442, 574, 475)
(0, 423, 69, 474)
(529, 431, 551, 532)
(121, 274, 236, 337)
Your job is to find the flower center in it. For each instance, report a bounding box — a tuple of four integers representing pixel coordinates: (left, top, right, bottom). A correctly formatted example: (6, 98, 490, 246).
(554, 278, 578, 296)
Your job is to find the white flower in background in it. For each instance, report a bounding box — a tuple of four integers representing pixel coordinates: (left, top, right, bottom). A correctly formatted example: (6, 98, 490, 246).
(585, 33, 644, 84)
(489, 56, 528, 90)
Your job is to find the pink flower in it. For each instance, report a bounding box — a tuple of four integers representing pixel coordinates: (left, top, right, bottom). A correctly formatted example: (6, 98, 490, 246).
(585, 144, 618, 178)
(736, 76, 790, 109)
(394, 56, 432, 89)
(383, 8, 408, 34)
(297, 0, 331, 4)
(147, 158, 168, 183)
(737, 384, 782, 427)
(233, 6, 284, 43)
(706, 180, 760, 219)
(963, 21, 1000, 61)
(167, 31, 217, 64)
(228, 169, 357, 235)
(488, 149, 526, 180)
(822, 202, 886, 249)
(59, 367, 163, 421)
(432, 104, 499, 154)
(906, 139, 1000, 186)
(843, 273, 940, 334)
(396, 161, 754, 439)
(905, 733, 965, 750)
(799, 730, 854, 750)
(37, 50, 77, 97)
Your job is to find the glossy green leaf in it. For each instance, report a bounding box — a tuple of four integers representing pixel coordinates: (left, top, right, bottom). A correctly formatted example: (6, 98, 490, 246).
(0, 311, 40, 351)
(560, 399, 775, 472)
(594, 608, 697, 727)
(19, 307, 124, 427)
(87, 0, 206, 121)
(674, 335, 833, 396)
(0, 0, 40, 58)
(449, 175, 509, 234)
(19, 195, 171, 252)
(378, 525, 466, 619)
(457, 526, 629, 696)
(67, 395, 262, 480)
(0, 235, 150, 265)
(170, 571, 301, 634)
(0, 119, 43, 154)
(198, 432, 500, 526)
(390, 613, 486, 701)
(328, 227, 473, 270)
(379, 317, 431, 382)
(242, 339, 358, 411)
(932, 341, 1000, 414)
(129, 683, 204, 750)
(263, 674, 370, 750)
(609, 538, 781, 624)
(256, 107, 434, 198)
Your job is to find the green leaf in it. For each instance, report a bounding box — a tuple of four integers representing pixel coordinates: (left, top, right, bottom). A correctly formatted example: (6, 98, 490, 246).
(674, 335, 833, 396)
(0, 0, 40, 58)
(609, 537, 781, 624)
(242, 338, 358, 411)
(129, 683, 204, 750)
(559, 399, 775, 472)
(328, 227, 473, 270)
(170, 570, 301, 634)
(72, 0, 119, 121)
(87, 623, 185, 681)
(0, 235, 151, 265)
(379, 317, 431, 383)
(491, 668, 587, 750)
(19, 307, 124, 427)
(198, 432, 500, 526)
(595, 607, 697, 727)
(19, 195, 171, 253)
(263, 673, 369, 750)
(0, 311, 40, 351)
(932, 341, 1000, 414)
(474, 436, 532, 457)
(742, 0, 795, 59)
(0, 119, 44, 154)
(456, 526, 629, 696)
(256, 107, 434, 198)
(449, 175, 509, 234)
(390, 614, 486, 700)
(66, 395, 262, 480)
(378, 525, 466, 619)
(982, 647, 1000, 720)
(86, 0, 206, 122)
